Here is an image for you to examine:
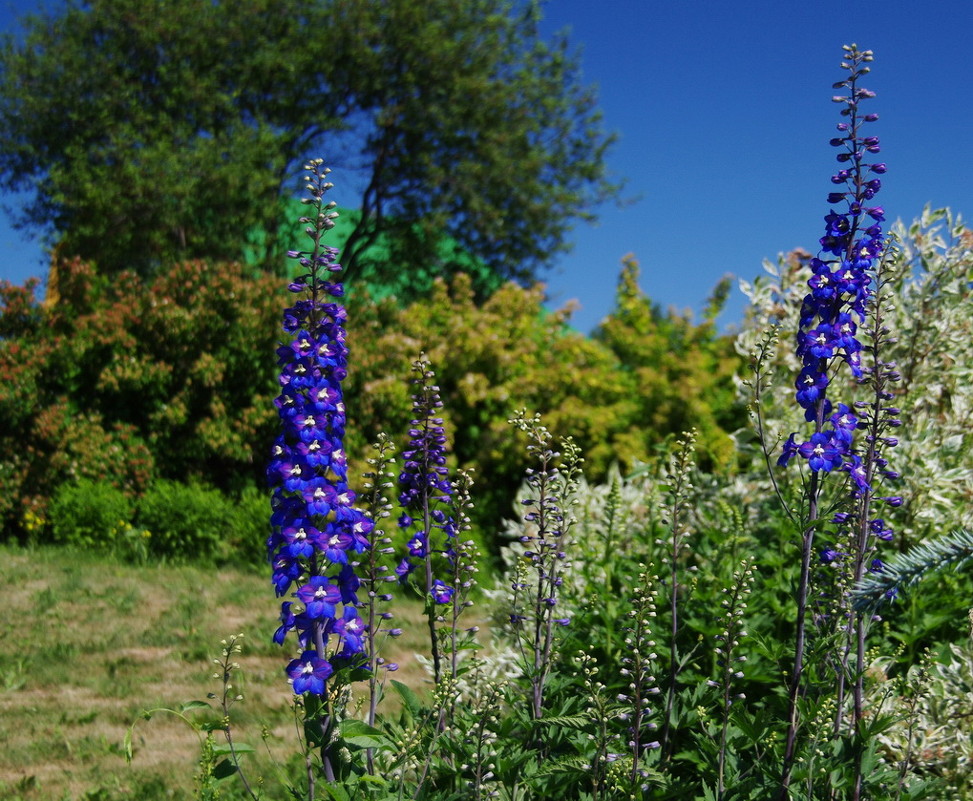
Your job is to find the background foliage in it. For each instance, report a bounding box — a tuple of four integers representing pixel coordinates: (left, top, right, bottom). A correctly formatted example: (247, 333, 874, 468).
(0, 0, 616, 292)
(0, 253, 741, 554)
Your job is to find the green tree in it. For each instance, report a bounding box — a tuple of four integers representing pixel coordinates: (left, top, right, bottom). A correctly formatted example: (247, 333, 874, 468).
(0, 0, 617, 293)
(594, 255, 743, 470)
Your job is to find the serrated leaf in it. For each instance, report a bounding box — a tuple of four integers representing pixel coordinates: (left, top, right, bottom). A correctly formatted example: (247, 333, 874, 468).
(533, 714, 591, 731)
(532, 754, 589, 777)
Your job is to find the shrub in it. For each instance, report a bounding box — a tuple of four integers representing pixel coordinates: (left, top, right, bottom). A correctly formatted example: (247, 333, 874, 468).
(49, 479, 134, 550)
(226, 485, 271, 568)
(137, 480, 234, 561)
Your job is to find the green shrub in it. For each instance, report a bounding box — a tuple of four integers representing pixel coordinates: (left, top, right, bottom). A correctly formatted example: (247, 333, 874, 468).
(226, 485, 271, 568)
(49, 479, 134, 550)
(138, 480, 233, 561)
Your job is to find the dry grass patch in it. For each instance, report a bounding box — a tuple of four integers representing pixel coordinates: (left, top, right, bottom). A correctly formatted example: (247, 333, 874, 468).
(0, 545, 456, 801)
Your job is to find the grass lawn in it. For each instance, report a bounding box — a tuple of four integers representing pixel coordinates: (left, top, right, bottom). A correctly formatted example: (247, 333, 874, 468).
(0, 545, 432, 801)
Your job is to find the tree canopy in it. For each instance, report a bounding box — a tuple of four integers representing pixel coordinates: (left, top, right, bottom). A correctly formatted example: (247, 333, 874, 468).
(0, 0, 617, 291)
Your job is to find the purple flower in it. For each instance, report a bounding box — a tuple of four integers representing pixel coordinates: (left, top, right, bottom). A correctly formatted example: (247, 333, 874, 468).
(286, 651, 334, 695)
(798, 432, 844, 472)
(777, 433, 799, 467)
(795, 368, 829, 409)
(395, 357, 458, 602)
(780, 46, 885, 478)
(333, 606, 366, 655)
(267, 161, 374, 694)
(395, 557, 416, 581)
(870, 518, 894, 541)
(431, 579, 454, 604)
(296, 576, 341, 620)
(830, 403, 858, 444)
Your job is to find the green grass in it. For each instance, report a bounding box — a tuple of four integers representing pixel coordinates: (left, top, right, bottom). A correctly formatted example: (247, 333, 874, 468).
(0, 544, 433, 801)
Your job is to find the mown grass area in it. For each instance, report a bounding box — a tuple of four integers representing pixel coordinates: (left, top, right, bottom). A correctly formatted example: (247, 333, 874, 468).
(0, 545, 432, 801)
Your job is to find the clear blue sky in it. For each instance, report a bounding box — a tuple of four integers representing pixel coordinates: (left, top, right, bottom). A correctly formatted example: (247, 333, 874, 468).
(1, 0, 971, 335)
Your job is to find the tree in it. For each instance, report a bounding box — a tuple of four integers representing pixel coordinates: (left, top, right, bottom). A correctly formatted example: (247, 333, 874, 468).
(593, 255, 742, 470)
(0, 0, 617, 292)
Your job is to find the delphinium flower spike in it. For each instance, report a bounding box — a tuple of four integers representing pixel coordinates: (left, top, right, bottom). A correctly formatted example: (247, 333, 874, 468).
(395, 355, 455, 684)
(776, 45, 886, 798)
(267, 160, 373, 705)
(779, 44, 885, 476)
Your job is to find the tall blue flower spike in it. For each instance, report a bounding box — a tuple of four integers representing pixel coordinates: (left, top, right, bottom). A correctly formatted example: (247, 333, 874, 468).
(779, 44, 885, 483)
(267, 160, 373, 695)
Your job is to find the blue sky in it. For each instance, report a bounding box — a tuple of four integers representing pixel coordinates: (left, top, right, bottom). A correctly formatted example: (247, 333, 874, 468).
(1, 0, 971, 334)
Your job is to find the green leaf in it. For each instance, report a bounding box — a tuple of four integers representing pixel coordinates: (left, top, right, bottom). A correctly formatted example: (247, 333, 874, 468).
(320, 783, 352, 801)
(212, 758, 239, 780)
(179, 700, 212, 713)
(534, 714, 593, 731)
(391, 680, 422, 717)
(339, 719, 389, 750)
(699, 781, 718, 801)
(356, 773, 389, 787)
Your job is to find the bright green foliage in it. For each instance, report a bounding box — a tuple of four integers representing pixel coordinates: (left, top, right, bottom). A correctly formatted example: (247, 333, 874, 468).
(138, 480, 237, 561)
(49, 478, 134, 550)
(594, 255, 741, 471)
(0, 0, 616, 289)
(343, 271, 739, 536)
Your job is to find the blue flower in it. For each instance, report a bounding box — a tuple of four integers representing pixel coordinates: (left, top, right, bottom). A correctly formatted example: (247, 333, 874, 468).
(780, 46, 885, 479)
(431, 579, 454, 604)
(777, 433, 799, 467)
(296, 576, 341, 620)
(286, 650, 334, 695)
(798, 432, 845, 472)
(395, 357, 456, 582)
(267, 161, 374, 695)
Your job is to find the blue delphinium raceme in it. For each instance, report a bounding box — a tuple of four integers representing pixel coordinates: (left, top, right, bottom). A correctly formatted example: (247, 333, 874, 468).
(778, 46, 885, 480)
(776, 45, 896, 796)
(395, 355, 456, 683)
(267, 160, 373, 698)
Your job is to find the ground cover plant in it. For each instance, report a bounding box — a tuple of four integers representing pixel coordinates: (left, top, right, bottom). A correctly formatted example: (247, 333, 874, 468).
(4, 42, 973, 801)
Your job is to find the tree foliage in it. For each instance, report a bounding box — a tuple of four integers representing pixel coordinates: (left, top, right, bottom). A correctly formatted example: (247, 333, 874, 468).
(0, 257, 743, 549)
(594, 255, 741, 470)
(0, 0, 617, 292)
